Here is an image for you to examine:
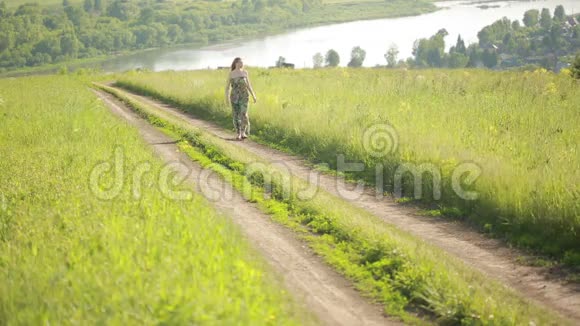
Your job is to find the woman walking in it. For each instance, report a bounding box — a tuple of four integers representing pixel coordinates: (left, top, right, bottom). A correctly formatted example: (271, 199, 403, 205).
(225, 57, 257, 140)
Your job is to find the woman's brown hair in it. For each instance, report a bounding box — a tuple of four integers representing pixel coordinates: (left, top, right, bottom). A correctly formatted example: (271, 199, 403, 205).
(231, 57, 242, 71)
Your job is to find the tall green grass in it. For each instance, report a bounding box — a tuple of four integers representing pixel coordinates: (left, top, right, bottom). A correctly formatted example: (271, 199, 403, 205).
(116, 68, 580, 263)
(0, 76, 308, 325)
(99, 83, 573, 325)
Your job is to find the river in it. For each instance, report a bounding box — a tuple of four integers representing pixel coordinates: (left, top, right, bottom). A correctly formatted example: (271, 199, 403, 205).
(96, 0, 580, 71)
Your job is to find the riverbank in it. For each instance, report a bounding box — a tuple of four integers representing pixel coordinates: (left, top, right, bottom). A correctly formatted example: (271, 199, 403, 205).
(0, 0, 438, 77)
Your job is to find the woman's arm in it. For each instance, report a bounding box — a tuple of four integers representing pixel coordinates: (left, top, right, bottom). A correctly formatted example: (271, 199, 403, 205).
(224, 74, 231, 105)
(245, 71, 257, 103)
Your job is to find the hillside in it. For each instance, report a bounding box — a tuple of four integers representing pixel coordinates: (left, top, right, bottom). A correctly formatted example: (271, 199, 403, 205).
(0, 0, 436, 72)
(116, 67, 580, 264)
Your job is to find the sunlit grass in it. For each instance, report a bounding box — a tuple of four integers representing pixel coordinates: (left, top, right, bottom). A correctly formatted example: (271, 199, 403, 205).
(99, 83, 573, 325)
(116, 67, 580, 262)
(0, 75, 307, 325)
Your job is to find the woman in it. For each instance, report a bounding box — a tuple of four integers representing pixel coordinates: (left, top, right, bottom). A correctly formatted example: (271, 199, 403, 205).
(225, 57, 257, 140)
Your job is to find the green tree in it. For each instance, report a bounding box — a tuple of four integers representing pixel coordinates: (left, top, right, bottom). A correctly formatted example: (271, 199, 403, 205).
(84, 0, 93, 13)
(502, 32, 517, 53)
(62, 0, 70, 7)
(113, 28, 136, 49)
(44, 16, 65, 30)
(108, 0, 138, 21)
(466, 44, 481, 67)
(481, 49, 498, 68)
(167, 24, 183, 44)
(133, 25, 156, 48)
(385, 44, 398, 67)
(427, 47, 443, 67)
(65, 6, 85, 27)
(312, 52, 323, 68)
(414, 30, 446, 67)
(477, 28, 491, 46)
(454, 35, 466, 54)
(32, 37, 61, 61)
(325, 49, 339, 67)
(29, 52, 52, 66)
(94, 0, 106, 12)
(572, 53, 580, 79)
(254, 0, 265, 11)
(347, 46, 366, 67)
(60, 31, 79, 58)
(478, 17, 511, 46)
(139, 7, 155, 24)
(302, 0, 320, 12)
(448, 52, 468, 68)
(544, 25, 564, 53)
(512, 20, 521, 31)
(0, 30, 14, 52)
(151, 22, 168, 46)
(540, 8, 552, 30)
(523, 9, 539, 28)
(554, 5, 565, 22)
(15, 3, 41, 16)
(0, 1, 7, 18)
(515, 35, 531, 57)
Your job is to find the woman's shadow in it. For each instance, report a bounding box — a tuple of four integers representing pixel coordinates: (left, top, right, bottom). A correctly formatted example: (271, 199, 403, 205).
(221, 136, 246, 142)
(224, 137, 244, 141)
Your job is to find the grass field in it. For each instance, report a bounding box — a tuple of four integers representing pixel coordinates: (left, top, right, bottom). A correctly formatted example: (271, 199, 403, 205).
(97, 83, 572, 325)
(0, 76, 307, 324)
(115, 68, 580, 264)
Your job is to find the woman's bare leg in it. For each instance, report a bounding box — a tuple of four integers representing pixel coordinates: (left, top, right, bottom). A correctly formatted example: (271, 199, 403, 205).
(241, 113, 250, 138)
(232, 103, 243, 140)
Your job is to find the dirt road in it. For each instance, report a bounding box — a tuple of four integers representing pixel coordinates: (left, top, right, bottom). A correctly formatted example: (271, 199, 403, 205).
(94, 89, 399, 326)
(104, 85, 580, 321)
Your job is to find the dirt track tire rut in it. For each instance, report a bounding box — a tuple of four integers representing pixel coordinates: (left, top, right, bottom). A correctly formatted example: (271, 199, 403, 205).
(106, 85, 580, 321)
(94, 89, 398, 326)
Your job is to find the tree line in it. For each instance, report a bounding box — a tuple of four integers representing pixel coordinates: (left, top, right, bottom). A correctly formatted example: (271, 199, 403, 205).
(0, 0, 322, 71)
(297, 6, 579, 73)
(409, 6, 580, 70)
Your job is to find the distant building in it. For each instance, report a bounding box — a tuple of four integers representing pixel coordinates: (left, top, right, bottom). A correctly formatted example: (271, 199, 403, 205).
(525, 56, 546, 66)
(499, 54, 520, 67)
(269, 63, 295, 69)
(482, 43, 499, 51)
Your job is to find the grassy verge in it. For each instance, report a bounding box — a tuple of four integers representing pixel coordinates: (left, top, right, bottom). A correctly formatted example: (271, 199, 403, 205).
(0, 76, 309, 325)
(113, 69, 580, 267)
(0, 55, 109, 78)
(97, 83, 572, 325)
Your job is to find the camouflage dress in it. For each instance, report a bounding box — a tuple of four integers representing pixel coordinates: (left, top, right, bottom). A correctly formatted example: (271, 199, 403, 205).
(229, 76, 250, 135)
